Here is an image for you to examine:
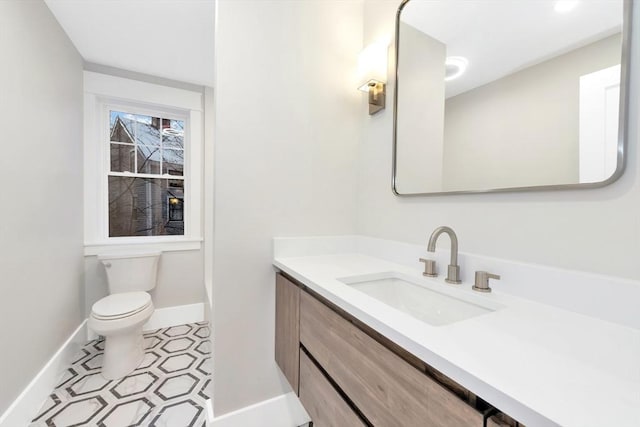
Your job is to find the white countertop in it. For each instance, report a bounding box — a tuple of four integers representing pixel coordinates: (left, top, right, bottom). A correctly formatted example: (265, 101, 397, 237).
(274, 252, 640, 427)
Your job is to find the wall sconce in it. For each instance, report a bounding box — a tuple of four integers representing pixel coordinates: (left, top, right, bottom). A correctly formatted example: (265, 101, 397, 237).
(358, 41, 388, 115)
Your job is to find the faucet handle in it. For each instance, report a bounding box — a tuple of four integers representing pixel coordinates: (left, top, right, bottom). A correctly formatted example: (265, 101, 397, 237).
(473, 271, 500, 293)
(419, 258, 437, 277)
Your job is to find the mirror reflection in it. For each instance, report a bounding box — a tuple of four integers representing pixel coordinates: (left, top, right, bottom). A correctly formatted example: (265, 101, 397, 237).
(394, 0, 628, 195)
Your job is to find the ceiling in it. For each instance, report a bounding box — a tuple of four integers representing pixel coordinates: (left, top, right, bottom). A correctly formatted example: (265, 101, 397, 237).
(44, 0, 215, 87)
(401, 0, 623, 97)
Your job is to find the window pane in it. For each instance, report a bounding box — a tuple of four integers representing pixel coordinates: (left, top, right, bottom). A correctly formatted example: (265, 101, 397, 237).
(136, 145, 161, 174)
(110, 143, 135, 173)
(168, 179, 184, 189)
(168, 197, 184, 221)
(162, 119, 184, 149)
(110, 111, 135, 144)
(162, 149, 184, 176)
(108, 176, 184, 237)
(110, 111, 162, 146)
(135, 115, 161, 146)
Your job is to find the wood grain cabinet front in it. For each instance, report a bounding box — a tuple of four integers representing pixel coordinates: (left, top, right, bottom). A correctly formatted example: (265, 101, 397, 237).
(300, 289, 484, 427)
(275, 273, 300, 393)
(487, 412, 525, 427)
(299, 350, 367, 427)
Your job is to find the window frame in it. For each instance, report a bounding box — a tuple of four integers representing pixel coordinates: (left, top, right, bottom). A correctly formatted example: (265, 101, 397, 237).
(84, 72, 203, 255)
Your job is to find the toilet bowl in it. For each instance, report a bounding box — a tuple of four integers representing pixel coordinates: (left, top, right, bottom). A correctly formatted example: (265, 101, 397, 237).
(89, 252, 160, 380)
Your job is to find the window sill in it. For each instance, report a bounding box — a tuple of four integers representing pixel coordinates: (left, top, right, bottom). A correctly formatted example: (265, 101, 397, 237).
(84, 238, 202, 256)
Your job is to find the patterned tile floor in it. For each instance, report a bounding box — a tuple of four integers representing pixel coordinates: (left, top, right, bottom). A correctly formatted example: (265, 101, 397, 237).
(30, 322, 211, 427)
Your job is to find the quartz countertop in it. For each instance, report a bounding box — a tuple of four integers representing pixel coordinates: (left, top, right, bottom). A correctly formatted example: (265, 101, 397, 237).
(274, 253, 640, 427)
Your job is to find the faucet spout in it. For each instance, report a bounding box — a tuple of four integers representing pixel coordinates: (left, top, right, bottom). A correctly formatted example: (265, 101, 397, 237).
(427, 226, 461, 284)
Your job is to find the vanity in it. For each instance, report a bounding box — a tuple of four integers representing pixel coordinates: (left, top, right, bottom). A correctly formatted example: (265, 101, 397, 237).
(272, 236, 640, 427)
(276, 272, 511, 427)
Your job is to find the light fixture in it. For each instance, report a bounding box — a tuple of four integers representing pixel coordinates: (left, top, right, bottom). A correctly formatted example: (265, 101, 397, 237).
(444, 56, 469, 82)
(358, 41, 389, 115)
(554, 0, 579, 13)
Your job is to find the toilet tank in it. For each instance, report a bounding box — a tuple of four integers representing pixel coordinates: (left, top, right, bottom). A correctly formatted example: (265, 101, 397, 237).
(98, 252, 161, 294)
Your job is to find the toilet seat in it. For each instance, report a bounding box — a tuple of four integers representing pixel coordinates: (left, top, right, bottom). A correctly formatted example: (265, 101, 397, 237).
(92, 292, 152, 320)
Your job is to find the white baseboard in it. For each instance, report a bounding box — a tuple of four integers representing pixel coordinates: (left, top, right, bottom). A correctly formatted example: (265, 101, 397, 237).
(205, 398, 214, 424)
(209, 392, 310, 427)
(143, 302, 205, 331)
(0, 321, 87, 427)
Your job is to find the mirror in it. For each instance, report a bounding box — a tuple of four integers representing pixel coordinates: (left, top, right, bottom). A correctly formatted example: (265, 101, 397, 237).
(393, 0, 633, 195)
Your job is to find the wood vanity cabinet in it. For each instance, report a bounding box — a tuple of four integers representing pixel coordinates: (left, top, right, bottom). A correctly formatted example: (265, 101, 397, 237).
(300, 289, 483, 426)
(275, 272, 522, 427)
(275, 273, 300, 394)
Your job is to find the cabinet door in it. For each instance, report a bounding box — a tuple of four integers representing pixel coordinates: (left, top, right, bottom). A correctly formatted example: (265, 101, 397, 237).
(299, 350, 366, 427)
(275, 273, 300, 393)
(300, 290, 483, 427)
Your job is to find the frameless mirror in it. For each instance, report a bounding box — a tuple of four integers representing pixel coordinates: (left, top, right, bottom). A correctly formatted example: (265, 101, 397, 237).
(393, 0, 633, 195)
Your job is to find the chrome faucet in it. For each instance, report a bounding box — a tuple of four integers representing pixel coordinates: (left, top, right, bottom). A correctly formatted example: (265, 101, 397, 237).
(427, 226, 461, 284)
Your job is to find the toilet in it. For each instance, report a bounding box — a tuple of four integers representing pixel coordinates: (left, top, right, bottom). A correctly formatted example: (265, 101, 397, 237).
(89, 252, 160, 380)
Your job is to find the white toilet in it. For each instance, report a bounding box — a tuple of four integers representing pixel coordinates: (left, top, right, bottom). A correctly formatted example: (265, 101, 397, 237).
(89, 252, 160, 380)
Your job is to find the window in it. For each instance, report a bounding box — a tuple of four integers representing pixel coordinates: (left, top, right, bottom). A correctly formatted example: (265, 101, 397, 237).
(108, 110, 186, 237)
(83, 71, 203, 253)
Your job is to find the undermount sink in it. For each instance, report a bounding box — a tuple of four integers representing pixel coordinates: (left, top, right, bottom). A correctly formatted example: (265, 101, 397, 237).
(339, 272, 502, 326)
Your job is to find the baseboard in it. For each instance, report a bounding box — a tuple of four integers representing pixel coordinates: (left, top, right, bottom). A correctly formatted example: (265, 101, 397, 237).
(0, 320, 87, 427)
(209, 392, 310, 427)
(86, 302, 206, 342)
(143, 302, 205, 331)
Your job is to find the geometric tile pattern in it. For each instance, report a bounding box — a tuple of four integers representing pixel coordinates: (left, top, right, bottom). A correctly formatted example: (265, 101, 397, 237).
(30, 322, 211, 427)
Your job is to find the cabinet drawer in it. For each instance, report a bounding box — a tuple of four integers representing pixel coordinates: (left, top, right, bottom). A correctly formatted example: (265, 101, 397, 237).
(299, 350, 366, 427)
(300, 290, 483, 427)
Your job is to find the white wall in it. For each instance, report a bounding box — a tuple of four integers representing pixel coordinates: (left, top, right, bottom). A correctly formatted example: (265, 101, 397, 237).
(212, 0, 362, 415)
(204, 86, 215, 310)
(358, 0, 640, 280)
(0, 0, 84, 415)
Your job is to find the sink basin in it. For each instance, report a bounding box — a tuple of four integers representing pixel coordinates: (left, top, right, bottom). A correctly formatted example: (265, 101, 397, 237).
(339, 272, 501, 326)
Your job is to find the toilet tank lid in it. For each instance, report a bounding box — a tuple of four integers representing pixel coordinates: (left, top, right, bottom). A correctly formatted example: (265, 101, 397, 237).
(98, 251, 161, 260)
